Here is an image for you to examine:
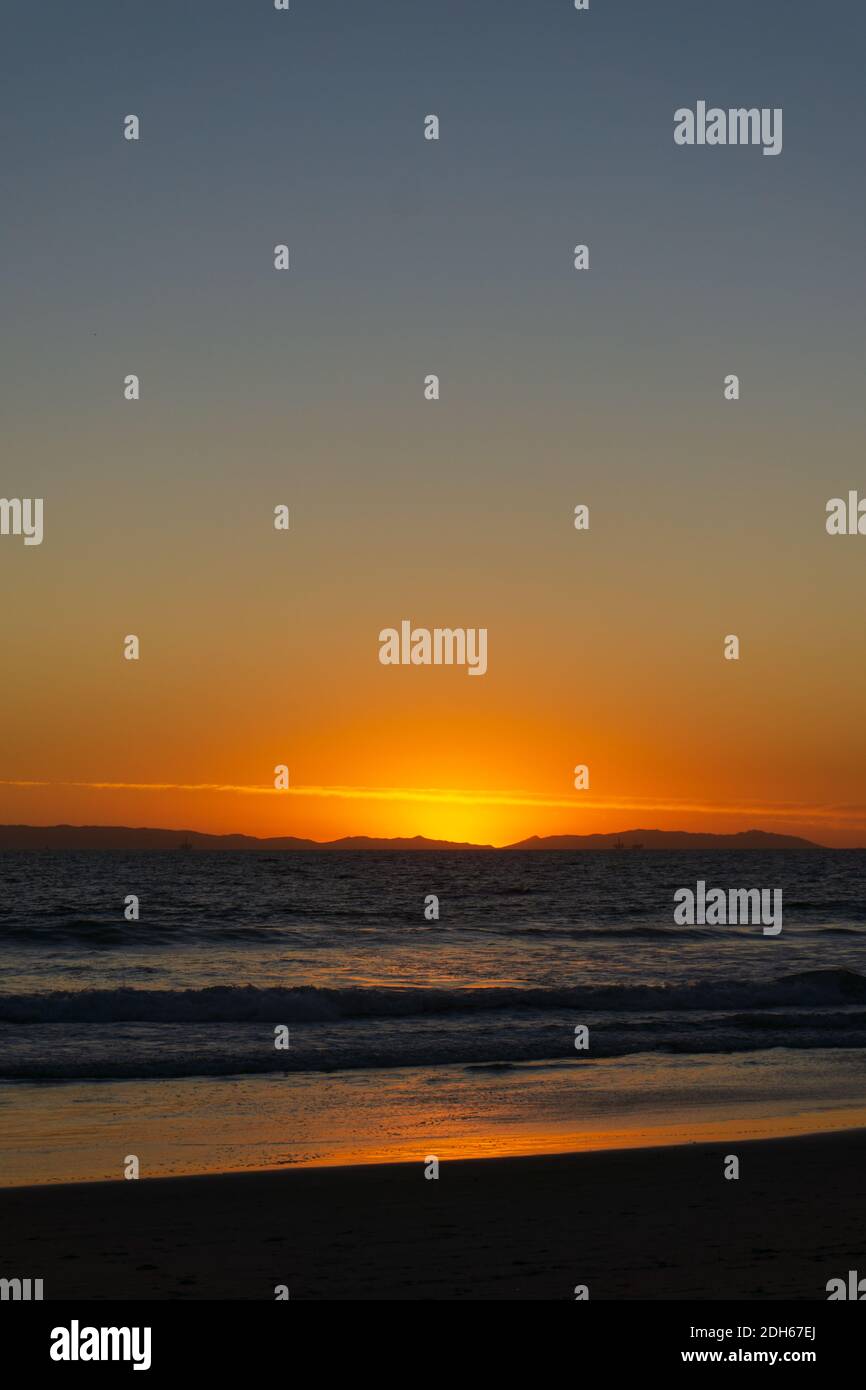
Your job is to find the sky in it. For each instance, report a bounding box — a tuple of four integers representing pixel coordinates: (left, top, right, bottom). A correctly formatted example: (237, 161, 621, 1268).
(2, 0, 865, 846)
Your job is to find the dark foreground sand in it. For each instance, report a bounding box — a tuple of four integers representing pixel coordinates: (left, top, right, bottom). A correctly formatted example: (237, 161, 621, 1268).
(2, 1130, 864, 1300)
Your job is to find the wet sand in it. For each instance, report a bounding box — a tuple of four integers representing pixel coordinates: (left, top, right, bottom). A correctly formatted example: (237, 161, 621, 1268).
(2, 1130, 863, 1300)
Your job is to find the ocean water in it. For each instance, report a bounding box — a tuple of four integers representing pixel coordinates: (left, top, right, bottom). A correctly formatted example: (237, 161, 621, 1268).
(2, 849, 866, 1183)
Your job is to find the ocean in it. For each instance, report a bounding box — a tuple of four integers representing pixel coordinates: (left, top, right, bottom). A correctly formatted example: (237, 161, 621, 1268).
(2, 849, 866, 1184)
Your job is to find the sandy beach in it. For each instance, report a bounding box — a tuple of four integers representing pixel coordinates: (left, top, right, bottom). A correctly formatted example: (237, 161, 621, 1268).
(2, 1129, 864, 1301)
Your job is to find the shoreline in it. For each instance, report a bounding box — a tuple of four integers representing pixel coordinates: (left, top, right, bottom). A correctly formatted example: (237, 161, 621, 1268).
(6, 1102, 866, 1190)
(5, 1048, 866, 1188)
(3, 1128, 865, 1299)
(6, 1117, 866, 1195)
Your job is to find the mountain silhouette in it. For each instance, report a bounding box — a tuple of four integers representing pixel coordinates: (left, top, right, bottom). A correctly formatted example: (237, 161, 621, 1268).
(0, 824, 829, 850)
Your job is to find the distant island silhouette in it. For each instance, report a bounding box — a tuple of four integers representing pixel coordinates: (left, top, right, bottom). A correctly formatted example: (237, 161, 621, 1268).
(0, 825, 833, 851)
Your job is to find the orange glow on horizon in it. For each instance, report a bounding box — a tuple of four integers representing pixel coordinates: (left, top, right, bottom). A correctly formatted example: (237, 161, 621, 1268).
(1, 777, 864, 847)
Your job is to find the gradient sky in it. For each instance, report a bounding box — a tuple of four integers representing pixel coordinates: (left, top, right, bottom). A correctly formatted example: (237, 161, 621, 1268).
(2, 0, 865, 845)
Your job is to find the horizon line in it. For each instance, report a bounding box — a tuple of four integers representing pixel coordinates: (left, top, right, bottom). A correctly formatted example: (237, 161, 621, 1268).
(0, 822, 854, 851)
